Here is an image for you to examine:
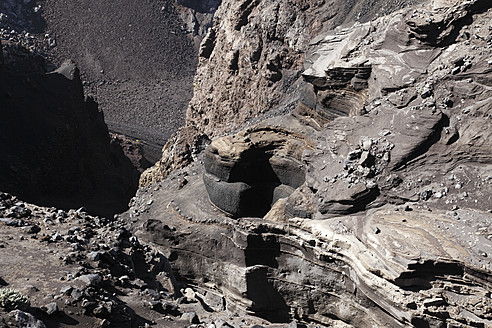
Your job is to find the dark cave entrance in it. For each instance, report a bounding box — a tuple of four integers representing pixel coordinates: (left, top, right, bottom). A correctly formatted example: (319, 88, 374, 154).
(204, 147, 306, 218)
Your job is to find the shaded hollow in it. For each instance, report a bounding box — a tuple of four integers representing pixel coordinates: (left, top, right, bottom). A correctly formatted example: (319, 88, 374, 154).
(203, 137, 306, 218)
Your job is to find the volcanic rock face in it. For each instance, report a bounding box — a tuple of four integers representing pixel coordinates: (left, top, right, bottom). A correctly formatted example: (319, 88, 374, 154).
(140, 0, 426, 186)
(203, 124, 310, 217)
(0, 45, 139, 216)
(132, 0, 492, 327)
(186, 0, 430, 137)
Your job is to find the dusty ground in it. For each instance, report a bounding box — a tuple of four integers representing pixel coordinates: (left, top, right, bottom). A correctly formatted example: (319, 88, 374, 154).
(39, 0, 198, 158)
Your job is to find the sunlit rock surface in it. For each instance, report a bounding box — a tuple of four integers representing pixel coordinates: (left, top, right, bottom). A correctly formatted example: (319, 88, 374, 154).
(132, 0, 492, 326)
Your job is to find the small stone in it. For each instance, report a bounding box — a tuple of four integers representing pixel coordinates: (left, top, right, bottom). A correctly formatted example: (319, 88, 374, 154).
(26, 225, 41, 234)
(87, 252, 100, 261)
(51, 232, 62, 242)
(451, 67, 461, 74)
(92, 305, 108, 318)
(421, 87, 432, 98)
(420, 190, 432, 201)
(118, 275, 130, 284)
(42, 302, 58, 315)
(375, 227, 381, 234)
(71, 288, 84, 301)
(60, 286, 73, 295)
(360, 137, 372, 151)
(434, 191, 443, 198)
(423, 297, 445, 307)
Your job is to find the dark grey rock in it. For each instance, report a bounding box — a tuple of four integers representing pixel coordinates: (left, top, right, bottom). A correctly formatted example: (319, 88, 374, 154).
(9, 310, 46, 328)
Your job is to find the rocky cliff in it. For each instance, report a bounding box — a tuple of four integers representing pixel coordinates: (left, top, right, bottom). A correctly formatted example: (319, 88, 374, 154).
(132, 0, 492, 326)
(140, 0, 426, 186)
(0, 42, 139, 216)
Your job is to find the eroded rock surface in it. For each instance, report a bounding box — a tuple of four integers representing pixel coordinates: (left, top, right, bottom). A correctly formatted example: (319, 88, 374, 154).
(132, 0, 492, 327)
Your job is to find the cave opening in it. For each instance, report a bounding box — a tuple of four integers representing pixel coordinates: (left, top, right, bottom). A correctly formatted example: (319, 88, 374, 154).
(204, 146, 306, 218)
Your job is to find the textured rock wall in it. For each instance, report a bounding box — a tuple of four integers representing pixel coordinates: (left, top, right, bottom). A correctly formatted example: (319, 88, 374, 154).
(132, 0, 492, 327)
(140, 0, 425, 186)
(187, 0, 425, 138)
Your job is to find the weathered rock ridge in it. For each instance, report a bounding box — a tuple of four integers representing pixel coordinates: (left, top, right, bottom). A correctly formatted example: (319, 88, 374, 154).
(140, 0, 426, 186)
(0, 44, 139, 216)
(132, 0, 492, 327)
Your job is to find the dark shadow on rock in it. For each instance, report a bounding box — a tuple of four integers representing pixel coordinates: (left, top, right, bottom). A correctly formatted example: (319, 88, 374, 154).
(393, 260, 464, 292)
(246, 267, 290, 323)
(245, 234, 280, 268)
(204, 145, 305, 218)
(0, 51, 139, 217)
(28, 307, 79, 328)
(392, 113, 448, 171)
(28, 1, 47, 34)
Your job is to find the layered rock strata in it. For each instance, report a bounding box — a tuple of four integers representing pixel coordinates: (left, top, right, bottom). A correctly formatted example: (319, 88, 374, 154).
(131, 0, 492, 327)
(203, 123, 312, 217)
(140, 0, 426, 186)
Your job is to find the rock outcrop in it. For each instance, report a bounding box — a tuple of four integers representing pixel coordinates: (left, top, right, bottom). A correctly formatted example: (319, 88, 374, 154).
(203, 122, 312, 217)
(140, 0, 427, 187)
(132, 0, 492, 327)
(0, 43, 139, 216)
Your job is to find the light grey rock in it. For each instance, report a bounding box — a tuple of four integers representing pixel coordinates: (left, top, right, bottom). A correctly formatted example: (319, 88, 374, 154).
(9, 310, 46, 328)
(181, 311, 200, 324)
(42, 302, 58, 315)
(77, 273, 102, 287)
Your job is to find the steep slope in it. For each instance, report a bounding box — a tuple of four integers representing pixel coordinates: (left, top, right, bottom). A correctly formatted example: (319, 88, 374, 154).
(38, 0, 199, 161)
(0, 43, 138, 217)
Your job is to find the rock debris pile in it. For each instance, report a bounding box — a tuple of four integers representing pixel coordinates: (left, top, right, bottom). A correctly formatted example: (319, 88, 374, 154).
(0, 191, 307, 327)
